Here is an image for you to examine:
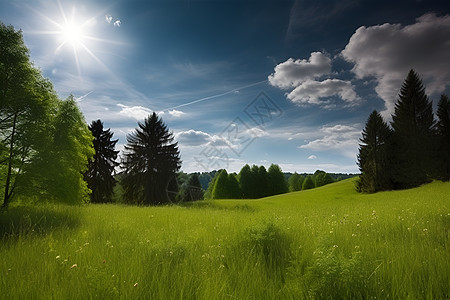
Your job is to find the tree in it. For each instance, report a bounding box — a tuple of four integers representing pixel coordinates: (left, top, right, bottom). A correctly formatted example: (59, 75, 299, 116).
(227, 173, 241, 199)
(84, 120, 119, 203)
(302, 175, 314, 190)
(1, 23, 60, 207)
(20, 96, 94, 204)
(434, 94, 450, 181)
(212, 169, 229, 199)
(212, 170, 241, 199)
(178, 173, 204, 202)
(238, 164, 254, 198)
(121, 113, 181, 205)
(267, 164, 288, 196)
(356, 111, 393, 193)
(390, 70, 435, 188)
(256, 165, 269, 198)
(288, 172, 302, 192)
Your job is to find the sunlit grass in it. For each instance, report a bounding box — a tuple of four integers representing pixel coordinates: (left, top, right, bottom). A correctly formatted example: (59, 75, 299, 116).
(1, 178, 448, 298)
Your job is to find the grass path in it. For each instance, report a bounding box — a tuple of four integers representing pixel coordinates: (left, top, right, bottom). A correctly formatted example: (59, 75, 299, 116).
(1, 178, 449, 298)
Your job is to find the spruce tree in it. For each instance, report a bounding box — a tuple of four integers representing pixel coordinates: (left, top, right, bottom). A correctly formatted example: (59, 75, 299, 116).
(391, 70, 435, 188)
(238, 164, 254, 198)
(121, 113, 181, 205)
(84, 120, 119, 203)
(435, 94, 450, 181)
(179, 173, 204, 202)
(357, 110, 392, 192)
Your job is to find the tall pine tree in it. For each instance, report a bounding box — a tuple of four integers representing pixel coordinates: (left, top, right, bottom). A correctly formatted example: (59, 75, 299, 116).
(434, 94, 450, 181)
(121, 113, 181, 205)
(357, 110, 392, 193)
(391, 70, 435, 188)
(84, 120, 119, 203)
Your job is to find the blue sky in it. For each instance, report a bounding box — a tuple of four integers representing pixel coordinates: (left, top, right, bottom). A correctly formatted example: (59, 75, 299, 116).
(1, 0, 450, 173)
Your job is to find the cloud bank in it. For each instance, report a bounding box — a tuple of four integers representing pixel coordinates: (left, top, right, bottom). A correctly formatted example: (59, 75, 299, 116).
(268, 52, 358, 106)
(342, 13, 450, 115)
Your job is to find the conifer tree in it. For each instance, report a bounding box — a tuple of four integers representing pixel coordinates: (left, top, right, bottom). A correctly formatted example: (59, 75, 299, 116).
(84, 120, 119, 203)
(357, 110, 392, 192)
(435, 94, 450, 181)
(121, 113, 181, 205)
(390, 70, 435, 188)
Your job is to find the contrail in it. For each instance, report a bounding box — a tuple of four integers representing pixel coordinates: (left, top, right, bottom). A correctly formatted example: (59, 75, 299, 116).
(161, 80, 267, 112)
(75, 91, 94, 102)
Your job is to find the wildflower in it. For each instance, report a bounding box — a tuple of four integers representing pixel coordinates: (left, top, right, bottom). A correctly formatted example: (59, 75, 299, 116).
(71, 264, 78, 269)
(134, 283, 138, 287)
(56, 255, 60, 259)
(352, 233, 357, 237)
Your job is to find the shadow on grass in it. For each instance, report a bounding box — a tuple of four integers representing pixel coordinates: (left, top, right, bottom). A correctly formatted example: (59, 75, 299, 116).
(0, 205, 82, 239)
(177, 200, 257, 213)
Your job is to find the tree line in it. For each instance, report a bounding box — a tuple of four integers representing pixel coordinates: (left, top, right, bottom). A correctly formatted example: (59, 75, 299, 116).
(203, 166, 336, 199)
(357, 69, 450, 193)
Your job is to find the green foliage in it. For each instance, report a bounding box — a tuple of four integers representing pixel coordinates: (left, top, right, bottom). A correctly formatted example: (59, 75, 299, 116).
(267, 164, 288, 196)
(121, 113, 181, 205)
(390, 69, 435, 188)
(178, 173, 204, 202)
(302, 175, 315, 190)
(357, 110, 392, 193)
(23, 97, 94, 204)
(288, 172, 302, 192)
(0, 23, 60, 207)
(1, 179, 448, 298)
(84, 120, 119, 203)
(212, 170, 241, 199)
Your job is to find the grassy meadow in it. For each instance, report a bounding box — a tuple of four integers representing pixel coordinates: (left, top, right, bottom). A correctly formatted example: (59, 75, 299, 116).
(1, 178, 449, 299)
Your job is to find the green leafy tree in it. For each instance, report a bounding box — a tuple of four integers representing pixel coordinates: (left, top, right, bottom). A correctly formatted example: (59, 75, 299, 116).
(1, 23, 59, 207)
(267, 164, 288, 196)
(302, 175, 315, 190)
(298, 175, 305, 191)
(434, 94, 450, 181)
(356, 111, 393, 193)
(121, 113, 181, 205)
(256, 165, 269, 198)
(288, 172, 302, 192)
(22, 96, 94, 204)
(314, 170, 326, 187)
(84, 120, 119, 203)
(227, 173, 241, 199)
(212, 169, 229, 199)
(238, 164, 254, 198)
(391, 70, 435, 188)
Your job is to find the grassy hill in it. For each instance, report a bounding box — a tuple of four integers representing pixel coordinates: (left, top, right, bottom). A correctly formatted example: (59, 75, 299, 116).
(1, 178, 448, 298)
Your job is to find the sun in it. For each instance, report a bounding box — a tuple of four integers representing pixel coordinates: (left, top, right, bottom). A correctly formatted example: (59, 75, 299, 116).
(60, 21, 85, 48)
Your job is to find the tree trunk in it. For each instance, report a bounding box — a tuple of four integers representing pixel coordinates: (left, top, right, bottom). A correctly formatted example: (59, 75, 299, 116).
(2, 112, 17, 209)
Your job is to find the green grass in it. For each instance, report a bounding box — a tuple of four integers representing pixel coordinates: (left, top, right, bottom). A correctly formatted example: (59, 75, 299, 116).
(1, 178, 449, 299)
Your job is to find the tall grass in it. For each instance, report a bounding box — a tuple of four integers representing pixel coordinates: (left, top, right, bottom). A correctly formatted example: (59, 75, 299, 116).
(1, 179, 448, 298)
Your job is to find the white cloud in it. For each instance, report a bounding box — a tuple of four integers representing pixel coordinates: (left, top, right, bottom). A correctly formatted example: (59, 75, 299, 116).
(176, 130, 212, 146)
(287, 79, 358, 105)
(268, 52, 358, 106)
(268, 52, 331, 88)
(299, 124, 361, 158)
(342, 13, 450, 116)
(307, 155, 317, 160)
(117, 104, 153, 120)
(168, 109, 185, 117)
